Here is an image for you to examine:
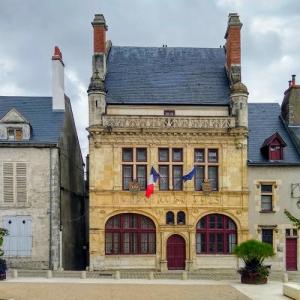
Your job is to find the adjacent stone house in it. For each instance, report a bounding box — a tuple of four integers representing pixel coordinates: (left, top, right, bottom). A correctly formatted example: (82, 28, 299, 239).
(0, 47, 87, 270)
(248, 77, 300, 271)
(88, 13, 249, 271)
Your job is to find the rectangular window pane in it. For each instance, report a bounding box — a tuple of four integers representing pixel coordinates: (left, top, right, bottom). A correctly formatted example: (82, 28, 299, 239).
(122, 148, 133, 162)
(164, 110, 175, 116)
(159, 165, 169, 190)
(262, 229, 273, 246)
(172, 148, 183, 162)
(209, 233, 216, 252)
(217, 233, 223, 253)
(113, 233, 120, 254)
(173, 165, 183, 191)
(261, 184, 272, 193)
(195, 149, 205, 163)
(195, 166, 204, 191)
(208, 149, 218, 162)
(159, 148, 169, 162)
(228, 233, 236, 253)
(208, 166, 218, 191)
(196, 233, 206, 253)
(217, 215, 223, 229)
(141, 233, 148, 254)
(209, 215, 215, 229)
(136, 148, 147, 162)
(124, 215, 137, 228)
(122, 165, 133, 190)
(137, 165, 146, 190)
(261, 195, 272, 211)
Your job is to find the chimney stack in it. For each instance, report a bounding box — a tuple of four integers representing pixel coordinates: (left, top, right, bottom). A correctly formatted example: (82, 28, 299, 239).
(52, 46, 65, 111)
(225, 13, 243, 84)
(92, 14, 107, 54)
(292, 75, 296, 86)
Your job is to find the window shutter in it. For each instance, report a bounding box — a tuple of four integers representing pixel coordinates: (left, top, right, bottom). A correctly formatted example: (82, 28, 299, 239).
(3, 162, 14, 203)
(16, 163, 27, 203)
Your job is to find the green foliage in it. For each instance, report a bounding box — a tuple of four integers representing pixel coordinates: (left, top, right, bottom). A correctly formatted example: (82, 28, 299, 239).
(284, 209, 300, 229)
(0, 228, 8, 257)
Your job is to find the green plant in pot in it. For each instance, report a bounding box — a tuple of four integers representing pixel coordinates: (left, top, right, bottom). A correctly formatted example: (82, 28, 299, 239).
(234, 239, 275, 284)
(0, 228, 8, 280)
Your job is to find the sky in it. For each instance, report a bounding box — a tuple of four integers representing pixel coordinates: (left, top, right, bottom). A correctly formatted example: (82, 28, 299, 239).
(1, 0, 300, 159)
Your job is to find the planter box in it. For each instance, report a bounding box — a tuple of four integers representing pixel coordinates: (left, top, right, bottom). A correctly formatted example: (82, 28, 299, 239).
(241, 273, 268, 284)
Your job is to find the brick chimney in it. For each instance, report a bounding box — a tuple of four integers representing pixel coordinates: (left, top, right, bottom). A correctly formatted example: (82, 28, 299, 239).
(52, 46, 65, 111)
(281, 75, 300, 126)
(224, 13, 242, 84)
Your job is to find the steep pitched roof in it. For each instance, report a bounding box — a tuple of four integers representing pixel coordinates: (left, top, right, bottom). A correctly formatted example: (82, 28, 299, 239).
(261, 132, 287, 148)
(0, 96, 65, 144)
(105, 46, 230, 105)
(248, 103, 300, 165)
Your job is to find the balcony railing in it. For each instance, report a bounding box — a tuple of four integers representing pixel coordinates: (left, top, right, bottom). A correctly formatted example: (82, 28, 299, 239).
(101, 115, 235, 129)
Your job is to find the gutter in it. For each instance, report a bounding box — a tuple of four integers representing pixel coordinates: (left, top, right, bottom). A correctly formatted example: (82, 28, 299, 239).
(248, 162, 300, 166)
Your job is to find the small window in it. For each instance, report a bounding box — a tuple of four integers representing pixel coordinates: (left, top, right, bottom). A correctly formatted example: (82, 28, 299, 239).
(172, 148, 183, 162)
(262, 229, 273, 246)
(195, 166, 204, 191)
(177, 211, 185, 225)
(195, 149, 205, 163)
(122, 165, 133, 190)
(172, 165, 183, 191)
(208, 149, 218, 163)
(166, 211, 174, 225)
(7, 128, 23, 141)
(136, 148, 147, 162)
(136, 165, 147, 190)
(159, 148, 169, 162)
(122, 148, 133, 162)
(159, 165, 169, 190)
(164, 110, 175, 116)
(208, 166, 218, 191)
(260, 184, 273, 212)
(269, 144, 282, 160)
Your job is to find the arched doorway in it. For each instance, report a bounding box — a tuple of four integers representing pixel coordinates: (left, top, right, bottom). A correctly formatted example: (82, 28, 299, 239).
(167, 234, 186, 270)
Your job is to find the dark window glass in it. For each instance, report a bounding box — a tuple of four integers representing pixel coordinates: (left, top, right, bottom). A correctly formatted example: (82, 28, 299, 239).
(261, 195, 272, 211)
(195, 149, 205, 163)
(262, 229, 273, 246)
(159, 165, 169, 190)
(173, 165, 183, 191)
(261, 185, 272, 193)
(159, 148, 169, 162)
(137, 148, 147, 162)
(164, 110, 175, 116)
(208, 149, 218, 162)
(122, 165, 133, 190)
(122, 148, 133, 162)
(172, 148, 183, 162)
(177, 211, 185, 225)
(208, 166, 218, 191)
(166, 211, 174, 225)
(195, 166, 204, 191)
(137, 165, 147, 190)
(196, 214, 237, 254)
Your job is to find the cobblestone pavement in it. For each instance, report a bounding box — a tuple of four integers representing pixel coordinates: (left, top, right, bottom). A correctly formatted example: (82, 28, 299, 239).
(0, 281, 251, 300)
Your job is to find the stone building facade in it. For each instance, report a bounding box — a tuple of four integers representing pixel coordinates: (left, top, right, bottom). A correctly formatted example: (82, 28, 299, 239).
(248, 78, 300, 271)
(88, 14, 249, 271)
(0, 48, 86, 270)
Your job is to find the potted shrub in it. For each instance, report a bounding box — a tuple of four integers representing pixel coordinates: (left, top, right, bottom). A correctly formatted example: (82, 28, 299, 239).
(0, 228, 8, 280)
(234, 239, 274, 284)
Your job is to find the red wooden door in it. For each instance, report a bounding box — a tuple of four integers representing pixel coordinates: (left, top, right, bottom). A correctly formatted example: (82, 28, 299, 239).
(167, 234, 186, 270)
(286, 238, 297, 271)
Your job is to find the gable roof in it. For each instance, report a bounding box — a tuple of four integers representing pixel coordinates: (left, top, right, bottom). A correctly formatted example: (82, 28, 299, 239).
(248, 103, 300, 165)
(105, 46, 230, 105)
(261, 132, 287, 148)
(0, 108, 29, 124)
(0, 96, 65, 144)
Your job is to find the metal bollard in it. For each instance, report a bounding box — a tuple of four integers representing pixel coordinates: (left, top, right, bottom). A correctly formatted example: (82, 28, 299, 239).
(182, 271, 188, 280)
(46, 270, 53, 279)
(283, 272, 288, 283)
(148, 271, 154, 280)
(12, 269, 18, 278)
(81, 271, 87, 279)
(115, 270, 120, 280)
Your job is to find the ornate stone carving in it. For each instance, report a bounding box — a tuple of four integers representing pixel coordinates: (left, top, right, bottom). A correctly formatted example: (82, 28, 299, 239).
(102, 115, 235, 130)
(128, 180, 140, 193)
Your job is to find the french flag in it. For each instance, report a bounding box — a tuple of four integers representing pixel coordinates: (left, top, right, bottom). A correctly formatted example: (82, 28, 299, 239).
(145, 167, 160, 198)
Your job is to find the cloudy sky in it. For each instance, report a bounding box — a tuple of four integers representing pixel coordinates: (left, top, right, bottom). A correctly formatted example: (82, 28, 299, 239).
(1, 0, 300, 158)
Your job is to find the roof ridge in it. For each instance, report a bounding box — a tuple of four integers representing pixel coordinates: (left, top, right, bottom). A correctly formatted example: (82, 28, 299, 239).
(111, 45, 223, 50)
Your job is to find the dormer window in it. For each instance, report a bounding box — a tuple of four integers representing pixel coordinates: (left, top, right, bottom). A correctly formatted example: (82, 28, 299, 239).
(7, 128, 23, 141)
(261, 132, 286, 161)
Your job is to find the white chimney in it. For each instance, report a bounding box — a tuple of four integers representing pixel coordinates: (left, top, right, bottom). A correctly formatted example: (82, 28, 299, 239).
(52, 46, 65, 111)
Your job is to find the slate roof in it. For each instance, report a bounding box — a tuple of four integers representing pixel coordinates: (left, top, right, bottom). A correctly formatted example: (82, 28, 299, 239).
(248, 103, 300, 165)
(105, 46, 230, 105)
(0, 96, 65, 144)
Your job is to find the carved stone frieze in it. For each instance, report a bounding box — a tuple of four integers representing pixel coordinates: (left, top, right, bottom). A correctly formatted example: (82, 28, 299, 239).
(101, 115, 235, 130)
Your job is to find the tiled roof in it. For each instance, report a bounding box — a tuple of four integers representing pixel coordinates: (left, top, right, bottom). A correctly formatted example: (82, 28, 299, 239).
(0, 96, 65, 144)
(105, 46, 230, 105)
(248, 103, 300, 165)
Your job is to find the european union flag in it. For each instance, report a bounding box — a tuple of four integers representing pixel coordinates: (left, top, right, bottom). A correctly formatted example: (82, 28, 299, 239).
(182, 167, 196, 182)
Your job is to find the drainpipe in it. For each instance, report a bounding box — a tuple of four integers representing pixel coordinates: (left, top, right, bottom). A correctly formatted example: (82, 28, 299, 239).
(49, 148, 53, 269)
(58, 147, 63, 271)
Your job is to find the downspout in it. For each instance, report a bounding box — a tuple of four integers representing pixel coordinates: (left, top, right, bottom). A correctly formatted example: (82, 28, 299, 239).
(58, 147, 63, 271)
(49, 148, 52, 269)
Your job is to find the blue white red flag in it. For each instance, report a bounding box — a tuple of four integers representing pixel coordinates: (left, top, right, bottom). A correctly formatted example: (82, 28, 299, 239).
(145, 167, 160, 198)
(182, 166, 196, 182)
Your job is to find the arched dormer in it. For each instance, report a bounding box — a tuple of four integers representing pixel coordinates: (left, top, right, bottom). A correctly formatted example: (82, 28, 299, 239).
(260, 132, 286, 161)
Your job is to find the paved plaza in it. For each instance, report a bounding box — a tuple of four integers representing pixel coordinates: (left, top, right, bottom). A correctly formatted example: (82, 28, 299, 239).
(0, 278, 292, 300)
